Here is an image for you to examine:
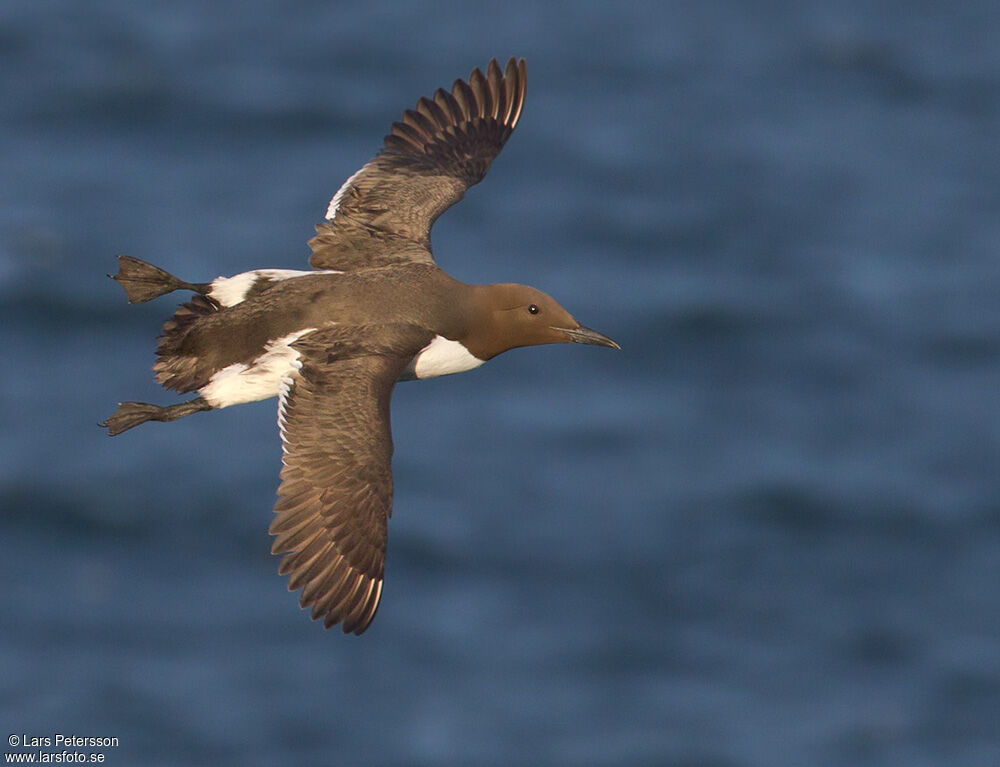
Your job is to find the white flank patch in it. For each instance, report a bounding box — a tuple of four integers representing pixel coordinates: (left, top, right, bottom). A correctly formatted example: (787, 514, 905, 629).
(201, 328, 317, 408)
(325, 165, 368, 220)
(411, 335, 485, 379)
(209, 269, 341, 307)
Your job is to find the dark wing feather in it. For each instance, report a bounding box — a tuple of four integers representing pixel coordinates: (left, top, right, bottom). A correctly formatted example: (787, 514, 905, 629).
(309, 58, 527, 270)
(270, 323, 433, 634)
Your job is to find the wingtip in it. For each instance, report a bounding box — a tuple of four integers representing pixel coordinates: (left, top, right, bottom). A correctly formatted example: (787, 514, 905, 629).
(378, 56, 529, 177)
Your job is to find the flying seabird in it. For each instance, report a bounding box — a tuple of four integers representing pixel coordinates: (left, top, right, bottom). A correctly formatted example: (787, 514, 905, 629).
(102, 58, 618, 634)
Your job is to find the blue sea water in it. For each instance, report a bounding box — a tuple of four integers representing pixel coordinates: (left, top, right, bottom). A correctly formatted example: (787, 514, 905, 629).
(2, 1, 1000, 764)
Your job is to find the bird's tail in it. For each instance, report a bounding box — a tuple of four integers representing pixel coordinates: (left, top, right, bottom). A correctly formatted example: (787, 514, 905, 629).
(153, 293, 221, 393)
(109, 255, 210, 304)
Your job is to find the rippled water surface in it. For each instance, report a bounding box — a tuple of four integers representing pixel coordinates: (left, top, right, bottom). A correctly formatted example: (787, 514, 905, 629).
(3, 2, 1000, 765)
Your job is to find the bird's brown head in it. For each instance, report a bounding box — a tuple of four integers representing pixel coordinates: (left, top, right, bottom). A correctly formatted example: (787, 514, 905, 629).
(465, 283, 619, 360)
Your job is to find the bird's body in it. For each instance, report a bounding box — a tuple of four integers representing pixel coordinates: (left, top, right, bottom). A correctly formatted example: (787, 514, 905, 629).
(104, 58, 617, 634)
(156, 265, 470, 400)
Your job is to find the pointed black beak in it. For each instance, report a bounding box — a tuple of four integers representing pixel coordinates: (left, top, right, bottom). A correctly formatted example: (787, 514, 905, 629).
(555, 325, 621, 350)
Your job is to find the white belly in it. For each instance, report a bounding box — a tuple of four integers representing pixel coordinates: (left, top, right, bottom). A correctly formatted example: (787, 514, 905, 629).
(200, 328, 317, 407)
(202, 330, 483, 406)
(409, 335, 484, 379)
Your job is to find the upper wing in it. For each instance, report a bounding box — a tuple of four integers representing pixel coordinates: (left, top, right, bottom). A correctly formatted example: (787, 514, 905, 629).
(308, 57, 527, 271)
(269, 323, 433, 634)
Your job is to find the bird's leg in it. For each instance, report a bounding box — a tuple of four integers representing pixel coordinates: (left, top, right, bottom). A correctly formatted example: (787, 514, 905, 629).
(109, 255, 211, 304)
(101, 397, 213, 436)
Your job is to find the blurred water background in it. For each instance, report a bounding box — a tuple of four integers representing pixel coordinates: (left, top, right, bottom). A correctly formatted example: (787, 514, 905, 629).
(2, 1, 1000, 765)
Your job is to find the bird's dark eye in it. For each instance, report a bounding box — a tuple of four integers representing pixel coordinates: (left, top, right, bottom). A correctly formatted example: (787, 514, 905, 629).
(527, 304, 539, 315)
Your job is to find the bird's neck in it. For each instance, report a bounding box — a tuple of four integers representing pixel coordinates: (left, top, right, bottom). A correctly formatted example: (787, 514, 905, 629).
(455, 283, 514, 361)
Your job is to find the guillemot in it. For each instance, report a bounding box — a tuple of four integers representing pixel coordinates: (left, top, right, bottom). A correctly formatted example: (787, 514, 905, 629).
(102, 58, 618, 634)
